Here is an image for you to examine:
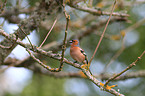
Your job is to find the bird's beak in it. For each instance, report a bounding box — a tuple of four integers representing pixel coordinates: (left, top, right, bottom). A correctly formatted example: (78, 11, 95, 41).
(69, 40, 72, 43)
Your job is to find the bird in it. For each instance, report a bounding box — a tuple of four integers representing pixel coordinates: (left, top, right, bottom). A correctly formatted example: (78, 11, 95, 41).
(69, 39, 88, 64)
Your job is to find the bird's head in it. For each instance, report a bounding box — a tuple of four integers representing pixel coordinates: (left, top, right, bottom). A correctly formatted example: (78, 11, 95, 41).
(69, 39, 79, 46)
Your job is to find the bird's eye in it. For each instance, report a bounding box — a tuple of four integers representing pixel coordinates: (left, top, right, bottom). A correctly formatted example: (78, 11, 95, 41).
(72, 40, 75, 42)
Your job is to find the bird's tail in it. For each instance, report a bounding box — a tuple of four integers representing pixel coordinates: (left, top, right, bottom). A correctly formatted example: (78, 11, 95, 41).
(85, 56, 92, 75)
(85, 56, 88, 64)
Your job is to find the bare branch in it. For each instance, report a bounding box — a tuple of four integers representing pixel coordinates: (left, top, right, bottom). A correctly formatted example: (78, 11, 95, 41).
(39, 18, 57, 48)
(58, 3, 70, 72)
(19, 26, 34, 50)
(104, 50, 145, 86)
(81, 68, 124, 96)
(3, 57, 145, 81)
(121, 17, 145, 33)
(68, 2, 129, 17)
(4, 17, 127, 71)
(0, 28, 124, 96)
(26, 49, 62, 72)
(89, 0, 117, 64)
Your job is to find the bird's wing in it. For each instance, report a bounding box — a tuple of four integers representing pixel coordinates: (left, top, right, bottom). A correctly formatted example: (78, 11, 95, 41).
(80, 48, 86, 56)
(80, 48, 88, 64)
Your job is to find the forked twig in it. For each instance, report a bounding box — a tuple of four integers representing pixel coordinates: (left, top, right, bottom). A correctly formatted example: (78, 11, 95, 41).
(19, 26, 34, 50)
(104, 50, 145, 86)
(0, 33, 18, 49)
(89, 0, 117, 64)
(26, 49, 61, 72)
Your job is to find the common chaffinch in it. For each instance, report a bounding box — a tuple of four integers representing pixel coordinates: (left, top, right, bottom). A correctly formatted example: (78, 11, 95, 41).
(70, 39, 88, 64)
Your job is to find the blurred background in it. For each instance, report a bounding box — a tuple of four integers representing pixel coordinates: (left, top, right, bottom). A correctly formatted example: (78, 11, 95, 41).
(0, 0, 145, 96)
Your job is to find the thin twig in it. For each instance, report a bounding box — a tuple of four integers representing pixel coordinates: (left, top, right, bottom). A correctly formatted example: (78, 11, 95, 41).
(104, 50, 145, 86)
(58, 3, 70, 72)
(26, 49, 60, 72)
(19, 26, 34, 50)
(102, 17, 145, 74)
(121, 17, 145, 33)
(89, 0, 117, 64)
(102, 17, 145, 73)
(102, 38, 125, 74)
(39, 18, 57, 48)
(0, 32, 18, 49)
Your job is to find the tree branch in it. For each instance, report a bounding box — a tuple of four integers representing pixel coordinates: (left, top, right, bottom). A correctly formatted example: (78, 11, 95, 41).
(3, 57, 145, 81)
(68, 2, 129, 17)
(104, 50, 145, 86)
(0, 28, 124, 96)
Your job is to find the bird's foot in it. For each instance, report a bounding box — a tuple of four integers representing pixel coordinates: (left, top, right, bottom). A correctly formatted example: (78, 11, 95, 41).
(73, 61, 78, 63)
(81, 64, 89, 70)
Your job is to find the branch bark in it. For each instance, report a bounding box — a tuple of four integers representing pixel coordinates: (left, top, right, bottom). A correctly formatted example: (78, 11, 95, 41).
(0, 0, 61, 64)
(68, 3, 129, 17)
(3, 57, 145, 81)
